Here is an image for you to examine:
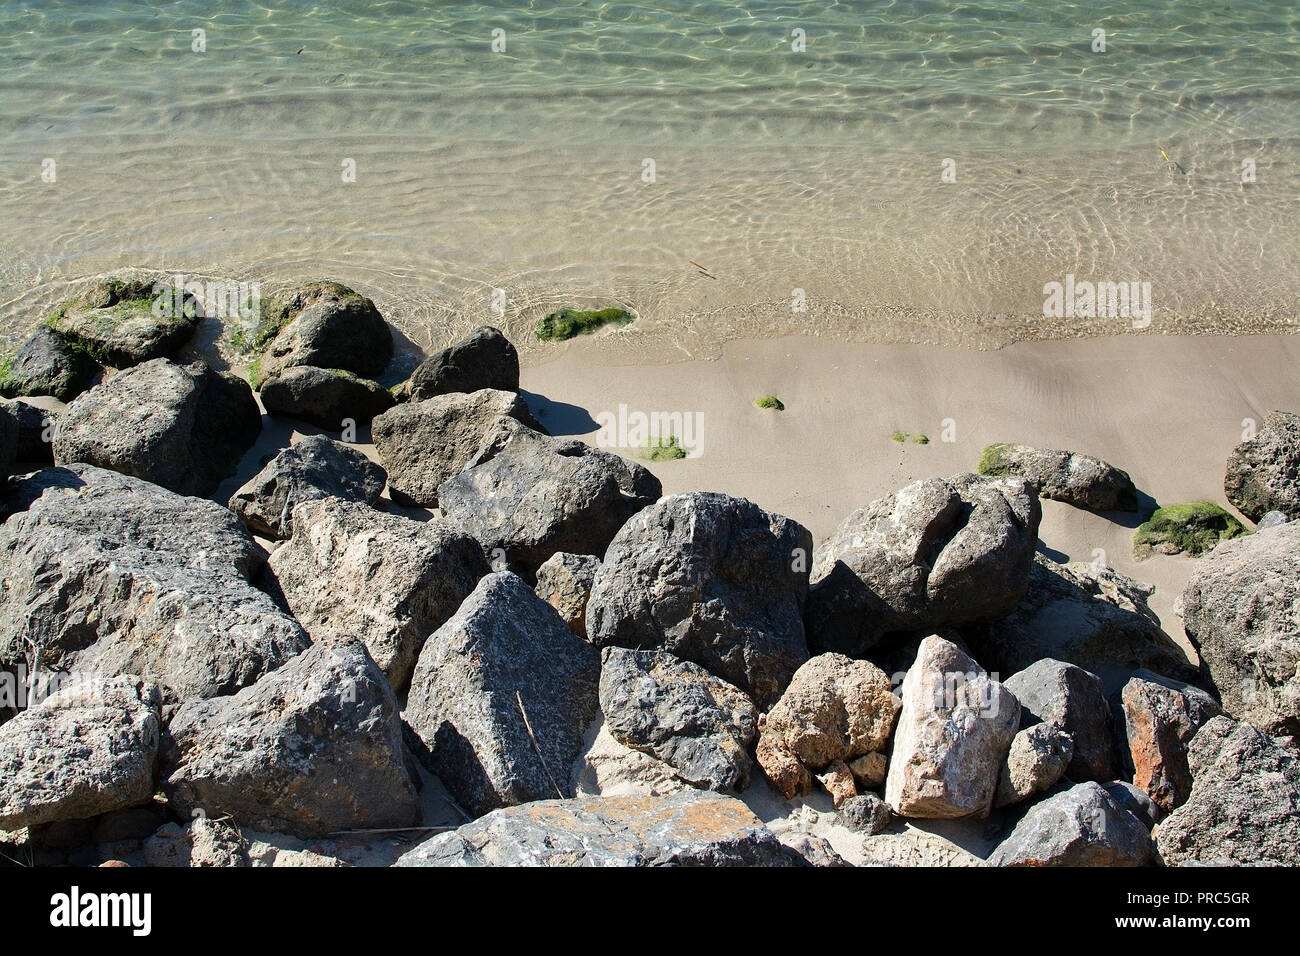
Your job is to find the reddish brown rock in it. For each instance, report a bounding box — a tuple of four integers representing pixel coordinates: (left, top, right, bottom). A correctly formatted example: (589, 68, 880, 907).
(816, 759, 858, 808)
(756, 735, 812, 799)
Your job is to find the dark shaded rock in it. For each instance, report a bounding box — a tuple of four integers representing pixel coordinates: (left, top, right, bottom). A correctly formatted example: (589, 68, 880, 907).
(0, 402, 15, 476)
(0, 326, 99, 401)
(406, 326, 519, 400)
(1103, 780, 1161, 829)
(994, 722, 1073, 808)
(978, 442, 1138, 511)
(259, 365, 393, 429)
(5, 399, 55, 464)
(1002, 658, 1116, 782)
(1224, 410, 1300, 521)
(838, 792, 893, 835)
(535, 551, 600, 638)
(255, 283, 391, 383)
(987, 781, 1153, 867)
(1120, 670, 1221, 813)
(45, 276, 199, 368)
(780, 833, 850, 866)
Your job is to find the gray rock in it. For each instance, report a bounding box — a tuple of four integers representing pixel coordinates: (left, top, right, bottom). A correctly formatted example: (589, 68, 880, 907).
(978, 443, 1138, 511)
(1256, 510, 1290, 530)
(0, 676, 161, 830)
(371, 388, 543, 507)
(0, 401, 15, 476)
(438, 416, 661, 577)
(54, 358, 261, 496)
(586, 492, 812, 710)
(46, 275, 199, 368)
(0, 326, 98, 402)
(394, 791, 801, 867)
(994, 722, 1074, 808)
(1154, 716, 1300, 866)
(885, 635, 1020, 819)
(405, 571, 601, 815)
(161, 635, 418, 839)
(406, 326, 520, 400)
(599, 648, 758, 793)
(1224, 410, 1300, 521)
(1181, 522, 1300, 736)
(838, 792, 893, 835)
(1002, 658, 1116, 782)
(535, 551, 600, 637)
(987, 781, 1153, 867)
(5, 399, 55, 464)
(0, 465, 309, 703)
(255, 282, 391, 382)
(144, 817, 249, 867)
(259, 365, 393, 429)
(1103, 780, 1161, 829)
(227, 435, 387, 540)
(780, 833, 850, 867)
(807, 474, 1041, 657)
(1120, 670, 1222, 813)
(265, 497, 489, 690)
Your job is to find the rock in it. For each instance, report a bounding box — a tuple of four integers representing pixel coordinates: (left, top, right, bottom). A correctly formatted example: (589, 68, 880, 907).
(161, 635, 419, 838)
(780, 833, 849, 867)
(847, 751, 888, 790)
(1181, 522, 1300, 736)
(1224, 410, 1300, 521)
(0, 465, 309, 703)
(5, 399, 55, 464)
(884, 635, 1020, 819)
(1257, 510, 1290, 530)
(962, 555, 1198, 689)
(45, 276, 199, 367)
(439, 416, 661, 577)
(994, 723, 1074, 808)
(756, 735, 813, 799)
(535, 551, 600, 637)
(394, 791, 801, 867)
(405, 571, 601, 815)
(987, 781, 1153, 867)
(0, 402, 15, 476)
(0, 676, 161, 830)
(598, 648, 758, 792)
(587, 492, 811, 709)
(265, 497, 489, 690)
(816, 759, 857, 808)
(1120, 670, 1222, 813)
(227, 435, 387, 540)
(978, 443, 1138, 511)
(54, 358, 261, 496)
(572, 721, 693, 798)
(406, 326, 520, 400)
(258, 365, 393, 429)
(807, 474, 1041, 657)
(1154, 716, 1300, 866)
(144, 818, 249, 867)
(838, 792, 893, 835)
(255, 282, 391, 383)
(1103, 780, 1161, 829)
(1002, 658, 1116, 782)
(1132, 501, 1247, 558)
(371, 388, 543, 507)
(0, 326, 98, 402)
(246, 843, 348, 867)
(759, 652, 900, 771)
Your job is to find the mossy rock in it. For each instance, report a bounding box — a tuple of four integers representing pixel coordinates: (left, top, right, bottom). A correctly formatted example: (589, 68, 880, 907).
(535, 308, 634, 341)
(0, 327, 100, 402)
(44, 277, 200, 368)
(756, 395, 785, 411)
(643, 435, 688, 461)
(978, 442, 1013, 476)
(1133, 502, 1248, 558)
(229, 280, 367, 357)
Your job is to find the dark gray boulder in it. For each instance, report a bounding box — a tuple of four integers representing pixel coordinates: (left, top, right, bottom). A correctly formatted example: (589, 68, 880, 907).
(535, 551, 600, 637)
(4, 399, 55, 464)
(0, 401, 16, 476)
(1002, 658, 1116, 782)
(45, 275, 199, 368)
(838, 793, 893, 835)
(1224, 410, 1300, 521)
(255, 282, 392, 382)
(978, 443, 1138, 511)
(406, 326, 520, 400)
(1119, 670, 1222, 813)
(258, 365, 393, 429)
(986, 781, 1153, 867)
(0, 326, 99, 402)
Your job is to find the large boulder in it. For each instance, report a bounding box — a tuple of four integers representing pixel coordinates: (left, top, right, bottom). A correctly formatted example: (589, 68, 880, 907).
(0, 326, 99, 401)
(993, 722, 1073, 808)
(978, 443, 1138, 511)
(227, 435, 387, 540)
(45, 276, 199, 368)
(884, 635, 1020, 819)
(160, 635, 419, 838)
(1119, 670, 1221, 813)
(1224, 410, 1300, 521)
(807, 474, 1041, 657)
(54, 358, 261, 496)
(406, 326, 520, 400)
(265, 497, 489, 690)
(439, 417, 661, 577)
(1154, 716, 1300, 866)
(405, 571, 601, 815)
(1002, 658, 1116, 782)
(1181, 522, 1300, 736)
(254, 282, 391, 383)
(5, 399, 55, 465)
(987, 781, 1153, 867)
(0, 676, 161, 830)
(586, 492, 812, 710)
(535, 552, 600, 638)
(258, 365, 393, 429)
(394, 791, 800, 867)
(599, 648, 758, 793)
(371, 388, 543, 508)
(0, 466, 309, 703)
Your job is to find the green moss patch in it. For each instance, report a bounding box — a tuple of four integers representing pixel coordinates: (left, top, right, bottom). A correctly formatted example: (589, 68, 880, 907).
(755, 395, 785, 411)
(535, 308, 634, 341)
(978, 442, 1013, 476)
(643, 435, 688, 461)
(1133, 502, 1248, 558)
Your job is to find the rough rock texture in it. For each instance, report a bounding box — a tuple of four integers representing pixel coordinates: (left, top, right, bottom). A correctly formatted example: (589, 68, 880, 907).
(256, 283, 391, 382)
(394, 791, 801, 867)
(838, 793, 893, 835)
(0, 676, 161, 830)
(144, 818, 249, 867)
(535, 551, 600, 637)
(227, 435, 387, 540)
(46, 276, 199, 368)
(779, 833, 849, 867)
(405, 572, 601, 815)
(979, 443, 1138, 511)
(816, 759, 857, 808)
(1256, 510, 1289, 530)
(987, 781, 1153, 867)
(587, 492, 812, 710)
(993, 722, 1074, 808)
(0, 326, 98, 402)
(1002, 658, 1116, 782)
(0, 466, 309, 703)
(406, 326, 520, 400)
(885, 636, 1021, 819)
(1103, 780, 1161, 829)
(266, 497, 489, 690)
(599, 648, 758, 792)
(371, 388, 543, 507)
(54, 358, 261, 496)
(1181, 522, 1300, 736)
(259, 365, 393, 429)
(1120, 670, 1222, 813)
(5, 399, 55, 464)
(963, 555, 1198, 688)
(807, 474, 1041, 657)
(0, 402, 15, 476)
(439, 416, 661, 576)
(848, 751, 888, 790)
(1154, 716, 1300, 866)
(756, 734, 813, 799)
(161, 635, 419, 838)
(571, 722, 693, 798)
(1224, 410, 1300, 521)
